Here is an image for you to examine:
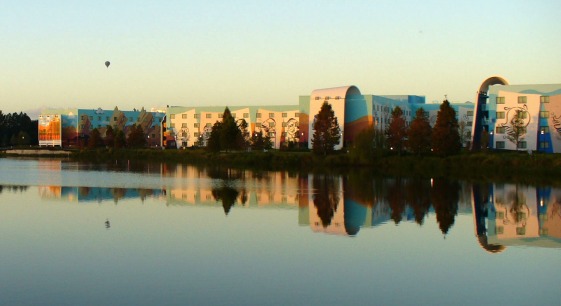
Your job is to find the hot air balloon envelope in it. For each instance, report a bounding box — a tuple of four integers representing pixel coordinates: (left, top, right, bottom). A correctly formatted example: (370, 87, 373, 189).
(105, 61, 110, 68)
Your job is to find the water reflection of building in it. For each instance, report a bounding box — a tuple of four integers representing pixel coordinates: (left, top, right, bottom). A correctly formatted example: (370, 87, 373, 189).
(38, 186, 165, 203)
(472, 184, 561, 253)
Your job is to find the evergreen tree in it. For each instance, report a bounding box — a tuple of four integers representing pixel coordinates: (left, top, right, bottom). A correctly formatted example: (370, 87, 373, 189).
(127, 124, 146, 148)
(207, 121, 222, 152)
(432, 99, 461, 155)
(312, 102, 341, 155)
(237, 119, 250, 150)
(219, 107, 242, 152)
(114, 129, 126, 149)
(408, 108, 432, 155)
(104, 125, 115, 147)
(386, 106, 407, 154)
(87, 128, 103, 149)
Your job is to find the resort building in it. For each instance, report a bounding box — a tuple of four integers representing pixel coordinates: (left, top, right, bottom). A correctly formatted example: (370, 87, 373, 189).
(165, 86, 474, 150)
(38, 107, 165, 147)
(471, 77, 561, 152)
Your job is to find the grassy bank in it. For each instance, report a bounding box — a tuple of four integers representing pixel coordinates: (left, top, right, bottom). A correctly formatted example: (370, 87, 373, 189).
(65, 148, 561, 182)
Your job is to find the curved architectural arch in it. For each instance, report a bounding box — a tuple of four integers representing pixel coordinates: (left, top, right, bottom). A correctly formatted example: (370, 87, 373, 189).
(470, 76, 510, 151)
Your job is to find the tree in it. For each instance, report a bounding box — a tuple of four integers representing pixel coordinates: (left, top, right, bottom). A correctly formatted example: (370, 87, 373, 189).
(114, 129, 126, 149)
(127, 124, 146, 148)
(237, 119, 250, 150)
(432, 99, 461, 155)
(408, 108, 432, 155)
(458, 120, 470, 148)
(219, 107, 242, 152)
(207, 121, 222, 152)
(104, 125, 115, 147)
(480, 129, 490, 151)
(87, 128, 103, 149)
(250, 130, 271, 151)
(312, 102, 341, 155)
(505, 109, 526, 151)
(386, 106, 408, 154)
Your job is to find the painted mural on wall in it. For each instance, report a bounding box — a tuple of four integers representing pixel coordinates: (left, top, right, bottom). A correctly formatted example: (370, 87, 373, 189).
(546, 94, 561, 152)
(38, 115, 62, 146)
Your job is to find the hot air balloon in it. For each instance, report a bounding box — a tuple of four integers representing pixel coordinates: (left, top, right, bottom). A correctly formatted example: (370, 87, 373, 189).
(105, 61, 110, 68)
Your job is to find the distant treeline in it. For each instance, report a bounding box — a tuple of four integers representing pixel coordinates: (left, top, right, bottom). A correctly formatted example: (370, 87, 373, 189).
(0, 111, 37, 147)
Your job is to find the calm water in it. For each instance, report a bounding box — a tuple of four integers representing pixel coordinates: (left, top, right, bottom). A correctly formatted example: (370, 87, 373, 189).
(0, 158, 559, 305)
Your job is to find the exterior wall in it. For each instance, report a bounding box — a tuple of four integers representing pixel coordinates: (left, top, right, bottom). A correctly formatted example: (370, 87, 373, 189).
(484, 84, 561, 152)
(38, 114, 62, 146)
(39, 107, 165, 147)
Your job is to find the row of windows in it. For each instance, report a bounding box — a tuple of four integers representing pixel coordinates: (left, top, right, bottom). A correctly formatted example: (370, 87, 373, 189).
(171, 112, 299, 119)
(496, 111, 549, 119)
(495, 141, 527, 149)
(314, 96, 341, 100)
(496, 96, 550, 104)
(80, 115, 151, 123)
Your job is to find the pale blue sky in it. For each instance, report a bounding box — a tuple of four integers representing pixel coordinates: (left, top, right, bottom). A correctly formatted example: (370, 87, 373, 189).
(1, 0, 560, 116)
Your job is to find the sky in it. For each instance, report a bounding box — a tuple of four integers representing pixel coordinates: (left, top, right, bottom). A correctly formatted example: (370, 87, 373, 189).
(1, 0, 560, 117)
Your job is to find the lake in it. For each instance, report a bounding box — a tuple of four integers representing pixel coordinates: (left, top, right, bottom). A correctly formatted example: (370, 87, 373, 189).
(0, 157, 559, 305)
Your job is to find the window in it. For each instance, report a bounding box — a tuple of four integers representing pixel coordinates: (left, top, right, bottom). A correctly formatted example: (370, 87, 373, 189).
(269, 132, 275, 138)
(496, 126, 506, 134)
(170, 114, 175, 119)
(518, 96, 527, 104)
(295, 113, 299, 117)
(269, 122, 275, 127)
(243, 113, 249, 118)
(194, 132, 200, 137)
(182, 114, 187, 119)
(206, 113, 212, 119)
(256, 113, 262, 118)
(282, 113, 287, 118)
(194, 114, 199, 119)
(232, 113, 236, 118)
(282, 122, 287, 127)
(496, 141, 505, 149)
(314, 96, 320, 100)
(218, 114, 223, 118)
(518, 141, 527, 149)
(194, 123, 199, 128)
(325, 96, 330, 100)
(467, 111, 474, 116)
(269, 113, 274, 118)
(182, 123, 187, 128)
(540, 142, 550, 149)
(516, 227, 526, 236)
(170, 123, 175, 128)
(540, 126, 549, 133)
(518, 112, 528, 119)
(496, 226, 504, 235)
(540, 111, 549, 118)
(541, 96, 550, 103)
(205, 123, 211, 128)
(496, 112, 505, 119)
(496, 97, 505, 104)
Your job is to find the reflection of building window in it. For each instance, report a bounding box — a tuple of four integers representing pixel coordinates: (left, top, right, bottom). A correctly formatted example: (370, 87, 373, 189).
(496, 112, 505, 119)
(540, 96, 550, 103)
(496, 97, 505, 104)
(496, 226, 504, 234)
(517, 212, 527, 221)
(539, 228, 549, 235)
(496, 141, 505, 149)
(518, 96, 527, 104)
(497, 211, 505, 219)
(516, 227, 526, 235)
(496, 126, 505, 134)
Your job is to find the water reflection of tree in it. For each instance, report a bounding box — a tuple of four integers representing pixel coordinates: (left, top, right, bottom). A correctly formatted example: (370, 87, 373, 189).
(344, 170, 375, 207)
(387, 178, 407, 224)
(313, 174, 340, 227)
(405, 179, 431, 225)
(212, 186, 239, 215)
(0, 185, 29, 194)
(431, 178, 460, 235)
